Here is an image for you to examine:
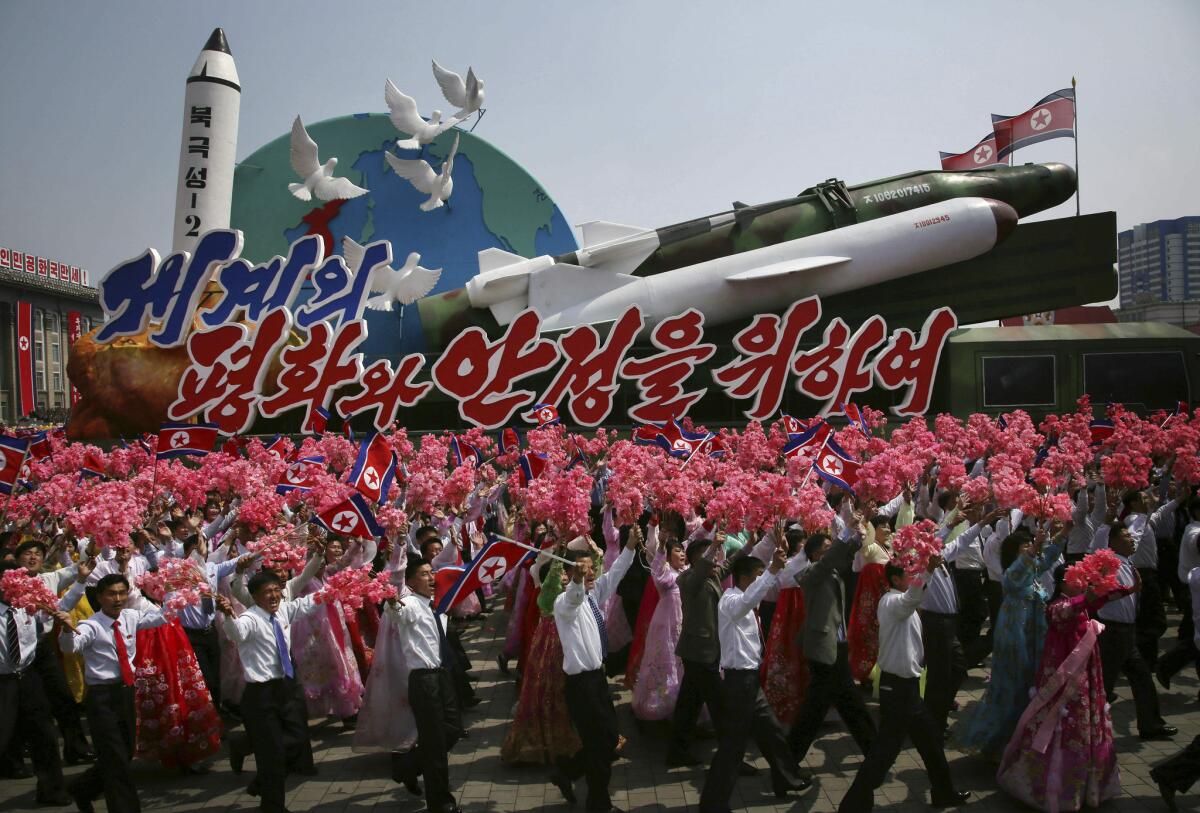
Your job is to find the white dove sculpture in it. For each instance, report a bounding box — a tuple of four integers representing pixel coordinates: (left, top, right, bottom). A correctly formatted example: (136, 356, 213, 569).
(385, 132, 459, 212)
(432, 60, 485, 124)
(384, 78, 447, 151)
(287, 116, 368, 202)
(342, 237, 442, 310)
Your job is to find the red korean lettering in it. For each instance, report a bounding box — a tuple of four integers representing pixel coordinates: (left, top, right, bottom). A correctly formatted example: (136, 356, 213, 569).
(872, 307, 957, 415)
(259, 320, 367, 428)
(337, 355, 432, 431)
(430, 310, 559, 428)
(539, 307, 643, 426)
(712, 297, 821, 420)
(169, 307, 291, 434)
(792, 315, 887, 411)
(621, 309, 715, 423)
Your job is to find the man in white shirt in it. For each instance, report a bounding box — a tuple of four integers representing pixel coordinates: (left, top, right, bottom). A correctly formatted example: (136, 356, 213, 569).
(549, 528, 636, 812)
(1096, 523, 1176, 740)
(13, 538, 94, 764)
(919, 519, 975, 733)
(218, 571, 321, 813)
(0, 561, 69, 805)
(1157, 498, 1200, 690)
(840, 555, 969, 811)
(1150, 565, 1200, 811)
(385, 558, 463, 813)
(53, 571, 168, 813)
(698, 548, 810, 813)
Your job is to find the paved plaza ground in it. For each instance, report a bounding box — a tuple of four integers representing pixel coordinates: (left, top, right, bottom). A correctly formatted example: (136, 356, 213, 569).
(5, 606, 1198, 812)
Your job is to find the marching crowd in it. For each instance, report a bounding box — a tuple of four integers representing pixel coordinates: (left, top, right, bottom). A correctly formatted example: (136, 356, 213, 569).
(2, 397, 1200, 813)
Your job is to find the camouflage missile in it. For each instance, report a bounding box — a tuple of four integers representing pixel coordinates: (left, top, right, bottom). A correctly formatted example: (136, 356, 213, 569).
(418, 162, 1075, 349)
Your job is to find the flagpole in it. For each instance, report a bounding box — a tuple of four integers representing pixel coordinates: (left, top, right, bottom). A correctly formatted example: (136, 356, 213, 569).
(1072, 76, 1080, 216)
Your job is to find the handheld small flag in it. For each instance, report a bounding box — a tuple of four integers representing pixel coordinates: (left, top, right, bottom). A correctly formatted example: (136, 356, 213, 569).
(80, 450, 107, 480)
(840, 403, 871, 436)
(435, 535, 532, 614)
(0, 435, 30, 495)
(306, 406, 331, 436)
(156, 422, 220, 460)
(276, 456, 325, 495)
(529, 403, 561, 428)
(314, 492, 386, 538)
(517, 452, 549, 487)
(450, 436, 483, 469)
(1089, 418, 1116, 446)
(812, 438, 861, 493)
(782, 421, 831, 460)
(347, 433, 397, 504)
(499, 426, 523, 455)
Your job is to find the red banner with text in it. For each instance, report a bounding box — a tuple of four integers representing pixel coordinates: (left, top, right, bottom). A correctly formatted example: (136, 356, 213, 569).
(16, 301, 35, 416)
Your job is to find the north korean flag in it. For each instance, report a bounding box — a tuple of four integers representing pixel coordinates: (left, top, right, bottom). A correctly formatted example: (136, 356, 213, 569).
(27, 431, 52, 461)
(634, 420, 704, 459)
(498, 426, 523, 455)
(276, 455, 325, 495)
(840, 402, 871, 436)
(529, 403, 561, 428)
(15, 301, 34, 417)
(812, 438, 861, 493)
(435, 535, 532, 614)
(305, 406, 330, 436)
(782, 420, 831, 460)
(264, 435, 292, 461)
(222, 435, 247, 457)
(347, 432, 397, 504)
(80, 449, 107, 480)
(0, 435, 29, 496)
(939, 132, 1005, 171)
(450, 436, 483, 469)
(314, 492, 386, 539)
(156, 422, 220, 460)
(517, 452, 549, 487)
(777, 414, 809, 437)
(992, 88, 1075, 159)
(1089, 418, 1116, 446)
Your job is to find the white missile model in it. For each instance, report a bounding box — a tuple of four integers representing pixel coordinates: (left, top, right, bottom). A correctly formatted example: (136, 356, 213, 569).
(172, 28, 241, 253)
(466, 197, 1017, 335)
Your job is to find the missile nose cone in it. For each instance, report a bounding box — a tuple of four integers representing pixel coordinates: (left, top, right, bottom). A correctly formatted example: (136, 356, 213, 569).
(203, 27, 231, 54)
(1042, 162, 1077, 201)
(987, 199, 1019, 244)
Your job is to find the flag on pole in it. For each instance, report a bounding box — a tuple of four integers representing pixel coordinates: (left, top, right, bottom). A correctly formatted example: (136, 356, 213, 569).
(450, 436, 483, 469)
(529, 403, 561, 428)
(80, 449, 107, 480)
(840, 402, 871, 436)
(939, 132, 1005, 171)
(314, 492, 386, 538)
(781, 420, 831, 459)
(305, 406, 330, 436)
(276, 456, 325, 495)
(517, 452, 549, 487)
(435, 535, 533, 614)
(992, 88, 1076, 159)
(0, 435, 29, 495)
(27, 431, 52, 461)
(156, 422, 220, 460)
(1089, 418, 1116, 446)
(812, 438, 861, 493)
(347, 433, 397, 504)
(498, 426, 522, 455)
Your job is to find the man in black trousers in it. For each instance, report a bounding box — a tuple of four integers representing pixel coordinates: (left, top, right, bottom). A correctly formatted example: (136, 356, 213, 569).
(385, 558, 464, 813)
(0, 561, 69, 805)
(54, 572, 169, 813)
(667, 531, 736, 766)
(218, 573, 320, 813)
(699, 546, 810, 812)
(787, 530, 876, 763)
(550, 525, 638, 812)
(840, 558, 969, 811)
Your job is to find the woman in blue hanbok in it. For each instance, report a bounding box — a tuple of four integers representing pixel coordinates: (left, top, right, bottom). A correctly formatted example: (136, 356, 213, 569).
(953, 525, 1064, 760)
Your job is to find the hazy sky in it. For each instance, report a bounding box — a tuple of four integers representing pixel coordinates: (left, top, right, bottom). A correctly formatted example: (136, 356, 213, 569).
(1, 0, 1197, 280)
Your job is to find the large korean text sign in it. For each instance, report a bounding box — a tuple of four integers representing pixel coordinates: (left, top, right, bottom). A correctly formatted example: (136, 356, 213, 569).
(92, 230, 956, 433)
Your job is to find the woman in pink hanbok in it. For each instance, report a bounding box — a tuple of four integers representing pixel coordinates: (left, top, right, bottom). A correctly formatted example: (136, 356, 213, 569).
(996, 576, 1134, 812)
(631, 537, 686, 721)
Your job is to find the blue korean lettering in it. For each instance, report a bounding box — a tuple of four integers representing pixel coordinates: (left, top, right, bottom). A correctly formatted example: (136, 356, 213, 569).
(294, 240, 388, 328)
(201, 235, 321, 327)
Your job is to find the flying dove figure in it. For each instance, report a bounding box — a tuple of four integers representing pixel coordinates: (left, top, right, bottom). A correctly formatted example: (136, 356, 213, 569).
(384, 78, 447, 151)
(385, 132, 459, 212)
(343, 237, 442, 310)
(431, 60, 485, 124)
(288, 116, 368, 202)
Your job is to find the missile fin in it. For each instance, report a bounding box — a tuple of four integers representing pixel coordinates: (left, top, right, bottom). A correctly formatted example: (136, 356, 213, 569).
(578, 220, 649, 248)
(726, 256, 851, 282)
(478, 247, 527, 273)
(529, 264, 638, 323)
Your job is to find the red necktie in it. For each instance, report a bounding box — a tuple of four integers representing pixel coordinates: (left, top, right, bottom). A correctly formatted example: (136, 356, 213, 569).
(111, 618, 135, 686)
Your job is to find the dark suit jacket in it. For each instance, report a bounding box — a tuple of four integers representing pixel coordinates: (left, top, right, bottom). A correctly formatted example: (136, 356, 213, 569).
(797, 537, 859, 667)
(675, 556, 729, 665)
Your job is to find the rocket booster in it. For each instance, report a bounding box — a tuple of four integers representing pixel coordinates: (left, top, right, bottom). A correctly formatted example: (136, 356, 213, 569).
(172, 28, 241, 253)
(493, 197, 1016, 337)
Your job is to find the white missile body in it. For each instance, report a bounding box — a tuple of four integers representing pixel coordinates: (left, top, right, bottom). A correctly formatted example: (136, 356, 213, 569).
(172, 28, 241, 253)
(466, 197, 1016, 336)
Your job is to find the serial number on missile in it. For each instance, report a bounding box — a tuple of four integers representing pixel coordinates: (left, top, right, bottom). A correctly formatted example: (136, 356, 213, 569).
(913, 214, 951, 229)
(861, 184, 932, 204)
